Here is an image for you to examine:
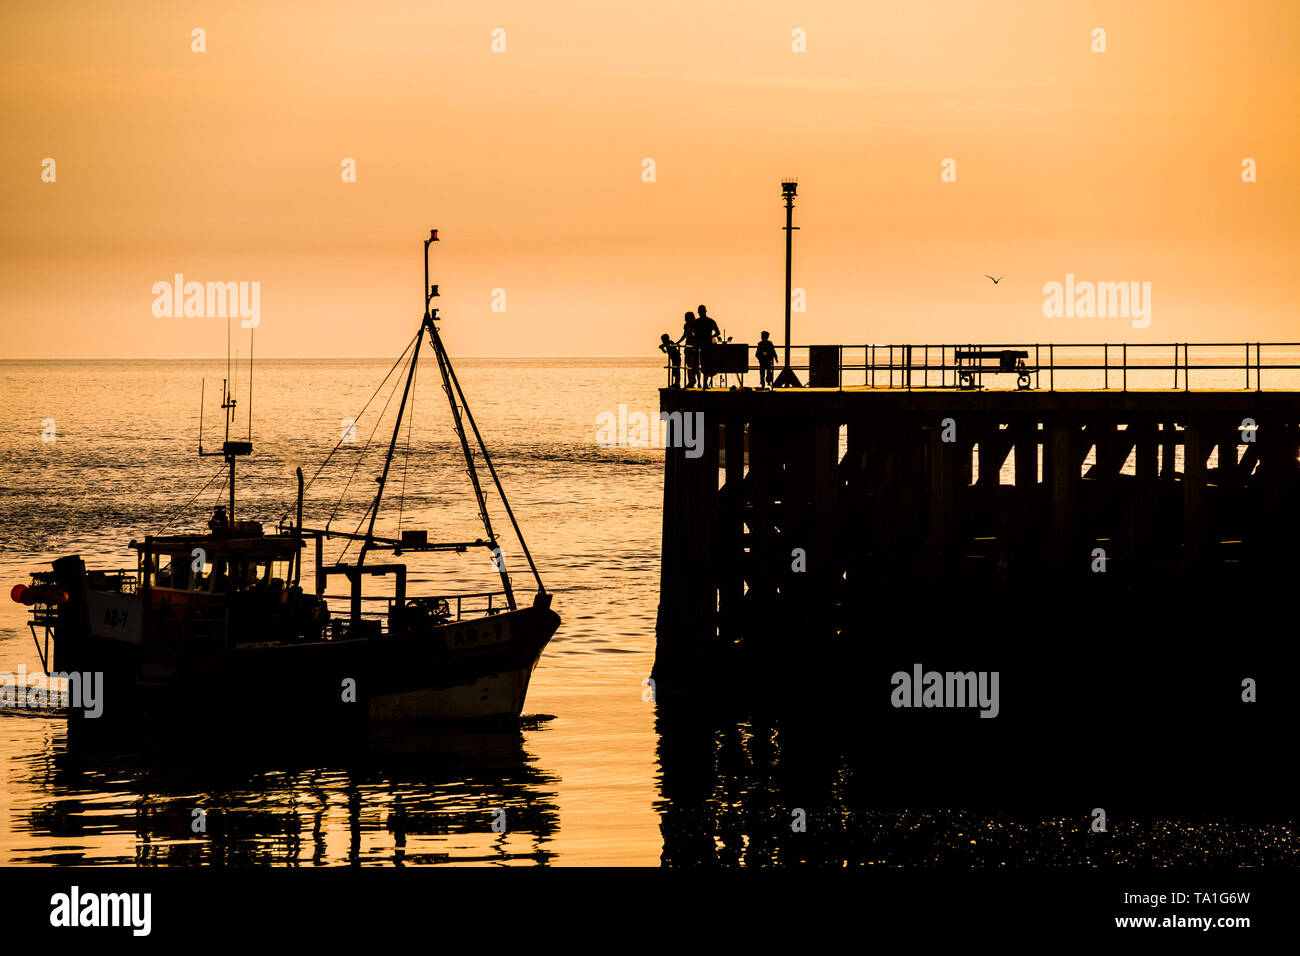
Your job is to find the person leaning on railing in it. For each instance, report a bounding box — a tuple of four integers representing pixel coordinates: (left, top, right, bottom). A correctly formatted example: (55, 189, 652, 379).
(659, 333, 681, 388)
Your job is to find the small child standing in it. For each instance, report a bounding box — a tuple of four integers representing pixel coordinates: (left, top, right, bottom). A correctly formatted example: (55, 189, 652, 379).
(659, 333, 682, 388)
(755, 331, 777, 388)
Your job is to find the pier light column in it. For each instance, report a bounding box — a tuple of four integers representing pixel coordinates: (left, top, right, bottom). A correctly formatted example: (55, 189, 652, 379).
(774, 179, 802, 388)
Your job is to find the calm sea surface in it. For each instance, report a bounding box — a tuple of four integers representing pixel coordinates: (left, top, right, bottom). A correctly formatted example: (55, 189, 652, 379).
(0, 356, 1295, 865)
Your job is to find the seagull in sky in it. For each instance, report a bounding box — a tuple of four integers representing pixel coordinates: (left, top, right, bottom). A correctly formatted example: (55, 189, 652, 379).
(985, 274, 1004, 284)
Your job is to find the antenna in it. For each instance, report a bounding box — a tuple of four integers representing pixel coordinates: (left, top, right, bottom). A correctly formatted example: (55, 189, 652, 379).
(425, 228, 439, 319)
(199, 321, 253, 525)
(231, 350, 238, 430)
(220, 378, 231, 439)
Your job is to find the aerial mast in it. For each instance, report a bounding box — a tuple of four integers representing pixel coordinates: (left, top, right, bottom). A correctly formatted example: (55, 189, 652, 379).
(198, 318, 252, 525)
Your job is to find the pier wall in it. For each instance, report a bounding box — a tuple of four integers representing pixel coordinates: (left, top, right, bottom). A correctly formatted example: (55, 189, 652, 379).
(653, 389, 1300, 757)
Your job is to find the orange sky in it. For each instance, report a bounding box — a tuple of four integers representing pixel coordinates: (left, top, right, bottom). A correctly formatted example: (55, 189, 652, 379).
(2, 1, 1296, 358)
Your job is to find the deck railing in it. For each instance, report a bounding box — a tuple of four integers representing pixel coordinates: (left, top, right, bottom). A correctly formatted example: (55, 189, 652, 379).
(325, 589, 514, 638)
(379, 589, 511, 623)
(667, 342, 1300, 391)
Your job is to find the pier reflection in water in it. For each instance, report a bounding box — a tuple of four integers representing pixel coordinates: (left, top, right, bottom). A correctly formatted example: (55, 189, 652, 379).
(7, 718, 559, 866)
(655, 704, 1297, 867)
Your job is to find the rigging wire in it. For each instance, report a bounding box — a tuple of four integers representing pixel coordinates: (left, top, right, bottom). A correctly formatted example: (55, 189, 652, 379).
(333, 345, 413, 526)
(397, 357, 417, 534)
(276, 329, 419, 521)
(442, 347, 546, 592)
(156, 462, 229, 535)
(335, 346, 416, 561)
(215, 471, 229, 512)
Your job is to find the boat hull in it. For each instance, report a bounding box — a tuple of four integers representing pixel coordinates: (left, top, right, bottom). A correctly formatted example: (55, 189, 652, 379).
(49, 557, 560, 723)
(367, 666, 534, 720)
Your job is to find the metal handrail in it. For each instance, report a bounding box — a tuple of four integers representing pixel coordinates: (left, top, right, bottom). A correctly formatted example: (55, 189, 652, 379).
(663, 342, 1300, 391)
(381, 589, 512, 621)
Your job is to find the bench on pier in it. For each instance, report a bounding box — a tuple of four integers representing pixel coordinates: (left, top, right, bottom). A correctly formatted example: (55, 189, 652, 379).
(701, 343, 751, 387)
(954, 349, 1036, 390)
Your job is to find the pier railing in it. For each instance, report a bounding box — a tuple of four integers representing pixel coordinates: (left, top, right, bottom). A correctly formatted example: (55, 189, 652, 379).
(669, 342, 1300, 391)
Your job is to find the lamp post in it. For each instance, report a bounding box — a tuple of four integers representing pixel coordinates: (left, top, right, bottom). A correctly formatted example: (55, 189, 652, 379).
(774, 178, 802, 387)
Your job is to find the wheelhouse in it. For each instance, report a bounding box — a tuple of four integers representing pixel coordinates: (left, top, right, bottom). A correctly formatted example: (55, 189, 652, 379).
(131, 527, 304, 598)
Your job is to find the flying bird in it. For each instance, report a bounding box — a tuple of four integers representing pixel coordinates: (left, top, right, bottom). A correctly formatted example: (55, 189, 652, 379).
(985, 274, 1004, 284)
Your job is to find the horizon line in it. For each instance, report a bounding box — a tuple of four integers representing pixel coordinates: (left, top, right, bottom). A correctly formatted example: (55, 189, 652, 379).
(0, 353, 665, 362)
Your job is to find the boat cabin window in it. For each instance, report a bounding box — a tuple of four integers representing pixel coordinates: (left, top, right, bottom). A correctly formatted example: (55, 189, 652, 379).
(147, 552, 207, 592)
(153, 555, 186, 590)
(225, 558, 291, 592)
(142, 546, 296, 594)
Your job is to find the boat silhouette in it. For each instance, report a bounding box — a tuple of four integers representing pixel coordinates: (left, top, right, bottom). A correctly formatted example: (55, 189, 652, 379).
(11, 230, 560, 725)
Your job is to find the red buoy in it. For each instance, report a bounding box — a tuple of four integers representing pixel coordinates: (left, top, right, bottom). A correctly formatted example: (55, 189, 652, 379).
(11, 584, 68, 605)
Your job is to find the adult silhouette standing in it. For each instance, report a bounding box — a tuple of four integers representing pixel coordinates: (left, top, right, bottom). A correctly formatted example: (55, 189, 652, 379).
(675, 311, 699, 388)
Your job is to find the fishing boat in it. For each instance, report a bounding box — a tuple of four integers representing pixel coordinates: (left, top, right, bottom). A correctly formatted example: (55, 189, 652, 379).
(10, 230, 560, 724)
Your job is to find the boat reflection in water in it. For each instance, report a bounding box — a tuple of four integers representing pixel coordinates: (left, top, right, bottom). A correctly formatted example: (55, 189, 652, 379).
(12, 718, 560, 866)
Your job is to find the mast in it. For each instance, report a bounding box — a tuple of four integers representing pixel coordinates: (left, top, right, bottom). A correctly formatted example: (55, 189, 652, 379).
(426, 230, 545, 595)
(358, 231, 439, 568)
(419, 231, 516, 606)
(352, 229, 547, 607)
(425, 319, 516, 599)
